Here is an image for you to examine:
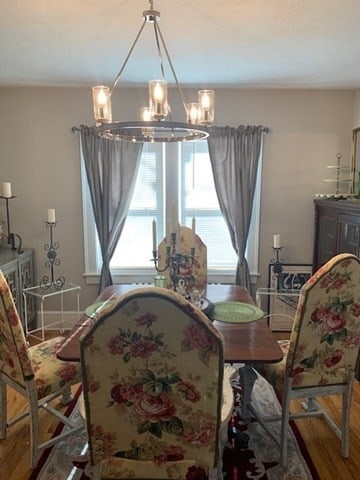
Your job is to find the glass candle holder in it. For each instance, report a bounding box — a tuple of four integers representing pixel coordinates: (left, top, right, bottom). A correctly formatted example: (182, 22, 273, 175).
(92, 86, 112, 124)
(186, 103, 201, 124)
(153, 274, 167, 288)
(198, 89, 215, 125)
(149, 80, 168, 120)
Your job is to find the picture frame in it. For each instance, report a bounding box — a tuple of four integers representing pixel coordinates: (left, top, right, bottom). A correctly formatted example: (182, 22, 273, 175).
(267, 263, 313, 331)
(269, 263, 313, 293)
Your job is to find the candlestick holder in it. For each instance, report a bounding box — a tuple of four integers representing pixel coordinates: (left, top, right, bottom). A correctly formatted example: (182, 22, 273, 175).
(151, 232, 195, 293)
(40, 221, 65, 290)
(0, 195, 23, 254)
(270, 247, 284, 292)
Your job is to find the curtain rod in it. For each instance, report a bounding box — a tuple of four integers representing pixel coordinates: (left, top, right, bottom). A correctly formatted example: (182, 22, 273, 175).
(71, 125, 271, 134)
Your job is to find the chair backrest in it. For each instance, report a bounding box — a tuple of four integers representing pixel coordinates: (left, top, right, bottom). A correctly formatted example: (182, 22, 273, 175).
(157, 226, 207, 293)
(0, 270, 34, 386)
(286, 253, 360, 388)
(81, 287, 224, 477)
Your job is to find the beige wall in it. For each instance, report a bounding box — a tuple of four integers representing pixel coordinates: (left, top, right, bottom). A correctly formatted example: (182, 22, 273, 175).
(353, 90, 360, 127)
(0, 87, 355, 307)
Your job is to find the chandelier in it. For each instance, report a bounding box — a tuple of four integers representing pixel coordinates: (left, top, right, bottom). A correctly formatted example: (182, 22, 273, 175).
(92, 0, 215, 142)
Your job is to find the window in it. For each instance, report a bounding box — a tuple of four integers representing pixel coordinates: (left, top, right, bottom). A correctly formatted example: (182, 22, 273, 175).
(81, 141, 262, 284)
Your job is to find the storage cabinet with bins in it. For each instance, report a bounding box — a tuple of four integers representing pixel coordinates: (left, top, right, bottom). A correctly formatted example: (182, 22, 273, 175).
(313, 198, 360, 271)
(0, 247, 36, 327)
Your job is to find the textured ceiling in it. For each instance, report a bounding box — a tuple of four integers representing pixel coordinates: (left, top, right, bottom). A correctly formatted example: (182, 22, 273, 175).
(1, 0, 360, 89)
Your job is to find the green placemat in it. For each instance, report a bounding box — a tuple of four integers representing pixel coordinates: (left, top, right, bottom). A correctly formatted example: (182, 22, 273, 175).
(209, 301, 264, 323)
(85, 301, 107, 318)
(85, 297, 118, 319)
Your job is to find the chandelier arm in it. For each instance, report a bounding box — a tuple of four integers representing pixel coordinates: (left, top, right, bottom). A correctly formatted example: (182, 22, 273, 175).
(110, 18, 148, 93)
(152, 19, 174, 121)
(152, 20, 166, 81)
(154, 21, 188, 116)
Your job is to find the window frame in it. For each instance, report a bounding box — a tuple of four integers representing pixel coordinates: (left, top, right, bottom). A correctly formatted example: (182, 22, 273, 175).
(80, 142, 262, 285)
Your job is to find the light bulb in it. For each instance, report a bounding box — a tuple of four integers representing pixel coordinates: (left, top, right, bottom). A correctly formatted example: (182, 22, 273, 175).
(97, 89, 107, 106)
(154, 83, 164, 102)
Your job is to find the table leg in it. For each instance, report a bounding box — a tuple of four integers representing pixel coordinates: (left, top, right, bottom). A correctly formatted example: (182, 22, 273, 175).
(238, 364, 258, 423)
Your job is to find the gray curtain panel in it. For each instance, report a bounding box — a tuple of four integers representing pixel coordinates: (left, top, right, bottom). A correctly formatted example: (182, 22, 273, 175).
(207, 125, 269, 288)
(80, 126, 143, 291)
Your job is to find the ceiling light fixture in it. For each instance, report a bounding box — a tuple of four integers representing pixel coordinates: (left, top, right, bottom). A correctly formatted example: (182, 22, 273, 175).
(92, 0, 215, 142)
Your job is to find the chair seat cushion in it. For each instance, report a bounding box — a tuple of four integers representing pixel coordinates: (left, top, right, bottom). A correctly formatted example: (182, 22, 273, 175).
(29, 337, 82, 399)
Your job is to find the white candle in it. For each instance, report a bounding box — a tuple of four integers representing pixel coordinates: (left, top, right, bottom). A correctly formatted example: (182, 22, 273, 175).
(152, 218, 157, 251)
(2, 182, 12, 198)
(47, 208, 56, 223)
(273, 234, 281, 249)
(191, 216, 196, 248)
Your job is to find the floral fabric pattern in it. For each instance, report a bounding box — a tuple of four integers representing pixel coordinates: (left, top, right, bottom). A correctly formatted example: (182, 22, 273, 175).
(257, 254, 360, 393)
(157, 226, 207, 293)
(0, 270, 81, 398)
(81, 287, 225, 479)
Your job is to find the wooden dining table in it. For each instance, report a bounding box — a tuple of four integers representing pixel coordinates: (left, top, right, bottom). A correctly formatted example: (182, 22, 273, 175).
(56, 283, 283, 422)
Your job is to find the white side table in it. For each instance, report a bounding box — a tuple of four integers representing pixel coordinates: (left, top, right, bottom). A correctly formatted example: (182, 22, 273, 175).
(23, 283, 81, 341)
(255, 287, 300, 331)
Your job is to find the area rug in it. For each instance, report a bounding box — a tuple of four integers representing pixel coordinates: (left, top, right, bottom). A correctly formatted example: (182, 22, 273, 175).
(28, 370, 319, 480)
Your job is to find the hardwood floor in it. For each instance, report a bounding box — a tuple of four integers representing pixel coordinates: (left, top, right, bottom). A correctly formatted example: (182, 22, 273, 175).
(1, 331, 360, 479)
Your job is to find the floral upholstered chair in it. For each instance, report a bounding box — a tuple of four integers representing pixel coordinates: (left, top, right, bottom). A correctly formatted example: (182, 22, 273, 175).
(0, 270, 83, 469)
(157, 226, 207, 293)
(80, 286, 236, 480)
(251, 253, 360, 467)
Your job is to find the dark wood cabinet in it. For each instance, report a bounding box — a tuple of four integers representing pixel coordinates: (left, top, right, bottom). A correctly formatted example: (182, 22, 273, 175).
(313, 199, 360, 379)
(313, 199, 360, 271)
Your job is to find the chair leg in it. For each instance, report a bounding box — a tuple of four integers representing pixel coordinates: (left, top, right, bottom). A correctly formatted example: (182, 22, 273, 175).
(280, 380, 292, 468)
(0, 377, 7, 439)
(28, 386, 40, 469)
(341, 381, 353, 458)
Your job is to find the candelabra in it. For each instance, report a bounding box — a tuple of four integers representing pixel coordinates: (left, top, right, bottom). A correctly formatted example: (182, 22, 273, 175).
(151, 232, 195, 292)
(0, 195, 23, 253)
(270, 247, 284, 292)
(40, 220, 65, 290)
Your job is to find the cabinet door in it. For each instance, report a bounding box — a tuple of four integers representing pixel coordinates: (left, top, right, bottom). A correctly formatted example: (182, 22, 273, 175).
(0, 259, 20, 310)
(316, 214, 337, 267)
(338, 213, 360, 256)
(0, 249, 36, 328)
